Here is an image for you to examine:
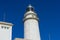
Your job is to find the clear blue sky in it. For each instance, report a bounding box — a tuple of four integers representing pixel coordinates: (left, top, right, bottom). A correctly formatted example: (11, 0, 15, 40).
(0, 0, 60, 40)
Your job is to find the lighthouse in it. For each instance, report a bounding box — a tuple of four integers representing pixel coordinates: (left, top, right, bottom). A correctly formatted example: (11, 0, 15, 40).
(23, 4, 41, 40)
(0, 21, 13, 40)
(15, 4, 41, 40)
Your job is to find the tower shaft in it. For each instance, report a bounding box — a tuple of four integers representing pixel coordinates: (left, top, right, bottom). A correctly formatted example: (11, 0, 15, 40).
(24, 19, 40, 40)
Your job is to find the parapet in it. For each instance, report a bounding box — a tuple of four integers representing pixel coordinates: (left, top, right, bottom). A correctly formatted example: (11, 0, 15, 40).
(0, 21, 13, 26)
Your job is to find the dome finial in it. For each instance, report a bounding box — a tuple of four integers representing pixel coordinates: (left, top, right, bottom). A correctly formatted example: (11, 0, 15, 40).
(26, 4, 34, 12)
(28, 4, 32, 8)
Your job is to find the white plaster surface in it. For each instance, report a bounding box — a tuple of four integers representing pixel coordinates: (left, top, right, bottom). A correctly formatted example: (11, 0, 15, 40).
(24, 19, 40, 40)
(0, 24, 12, 40)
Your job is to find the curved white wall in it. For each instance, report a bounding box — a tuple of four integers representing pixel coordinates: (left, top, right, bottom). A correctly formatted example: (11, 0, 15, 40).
(24, 19, 40, 40)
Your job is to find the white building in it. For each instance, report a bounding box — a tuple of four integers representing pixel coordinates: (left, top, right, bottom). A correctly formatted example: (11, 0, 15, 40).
(0, 21, 13, 40)
(15, 4, 41, 40)
(0, 4, 40, 40)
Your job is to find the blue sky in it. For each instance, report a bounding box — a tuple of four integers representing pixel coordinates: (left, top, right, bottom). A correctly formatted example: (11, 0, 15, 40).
(0, 0, 60, 40)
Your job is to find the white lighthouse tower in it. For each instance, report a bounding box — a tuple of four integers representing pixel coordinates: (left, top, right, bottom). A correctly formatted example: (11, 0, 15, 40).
(23, 5, 41, 40)
(0, 21, 13, 40)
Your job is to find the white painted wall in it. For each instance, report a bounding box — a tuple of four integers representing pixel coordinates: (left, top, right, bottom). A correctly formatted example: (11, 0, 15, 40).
(0, 24, 12, 40)
(24, 19, 40, 40)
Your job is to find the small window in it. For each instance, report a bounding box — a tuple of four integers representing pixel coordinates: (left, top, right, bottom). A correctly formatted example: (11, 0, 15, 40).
(1, 26, 4, 29)
(4, 27, 6, 29)
(7, 27, 9, 29)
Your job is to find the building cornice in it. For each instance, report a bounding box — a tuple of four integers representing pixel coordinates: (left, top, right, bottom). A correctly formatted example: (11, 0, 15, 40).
(0, 21, 13, 26)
